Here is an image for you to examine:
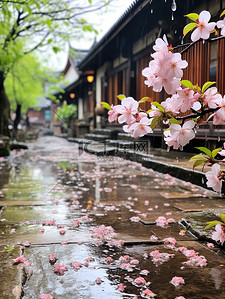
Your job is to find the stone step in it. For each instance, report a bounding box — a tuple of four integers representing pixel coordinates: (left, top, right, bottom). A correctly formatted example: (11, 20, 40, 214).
(117, 132, 135, 141)
(85, 133, 109, 142)
(94, 128, 118, 139)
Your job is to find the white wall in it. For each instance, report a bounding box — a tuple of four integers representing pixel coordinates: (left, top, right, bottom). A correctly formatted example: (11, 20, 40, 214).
(95, 62, 111, 127)
(64, 64, 79, 85)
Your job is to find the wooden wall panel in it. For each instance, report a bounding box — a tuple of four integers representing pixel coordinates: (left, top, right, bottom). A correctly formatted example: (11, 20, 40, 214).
(217, 38, 225, 96)
(181, 41, 210, 87)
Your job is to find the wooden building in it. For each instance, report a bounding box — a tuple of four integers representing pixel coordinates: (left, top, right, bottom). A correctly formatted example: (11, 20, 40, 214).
(68, 0, 225, 143)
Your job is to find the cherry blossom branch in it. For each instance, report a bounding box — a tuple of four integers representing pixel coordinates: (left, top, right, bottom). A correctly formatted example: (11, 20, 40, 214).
(176, 107, 220, 121)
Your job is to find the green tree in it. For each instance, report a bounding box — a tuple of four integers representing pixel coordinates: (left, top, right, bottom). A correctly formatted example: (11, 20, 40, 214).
(4, 53, 44, 133)
(0, 0, 113, 136)
(55, 101, 77, 134)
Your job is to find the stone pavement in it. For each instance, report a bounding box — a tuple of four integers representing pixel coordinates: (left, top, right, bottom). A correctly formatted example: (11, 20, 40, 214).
(0, 136, 225, 299)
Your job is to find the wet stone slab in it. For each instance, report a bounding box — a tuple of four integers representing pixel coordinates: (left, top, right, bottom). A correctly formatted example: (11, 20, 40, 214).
(22, 240, 225, 299)
(181, 210, 225, 243)
(0, 245, 21, 299)
(1, 137, 225, 298)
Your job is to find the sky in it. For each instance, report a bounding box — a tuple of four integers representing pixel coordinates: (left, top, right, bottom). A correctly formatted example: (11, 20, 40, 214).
(44, 0, 133, 71)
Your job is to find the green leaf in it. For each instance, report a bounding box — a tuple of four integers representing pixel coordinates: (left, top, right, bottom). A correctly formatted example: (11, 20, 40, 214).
(45, 20, 53, 27)
(88, 0, 92, 3)
(152, 102, 164, 112)
(193, 84, 202, 93)
(189, 154, 208, 162)
(169, 118, 180, 125)
(100, 102, 111, 110)
(204, 220, 223, 230)
(220, 10, 225, 17)
(180, 80, 194, 89)
(139, 97, 149, 104)
(53, 46, 61, 54)
(193, 159, 206, 168)
(117, 94, 126, 101)
(192, 116, 200, 122)
(195, 147, 212, 157)
(150, 116, 159, 131)
(5, 245, 14, 252)
(185, 13, 199, 21)
(212, 148, 222, 158)
(183, 23, 198, 37)
(202, 81, 216, 93)
(219, 213, 225, 223)
(47, 38, 53, 44)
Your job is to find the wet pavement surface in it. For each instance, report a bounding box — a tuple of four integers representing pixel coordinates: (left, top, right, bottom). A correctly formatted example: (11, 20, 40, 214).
(1, 136, 225, 298)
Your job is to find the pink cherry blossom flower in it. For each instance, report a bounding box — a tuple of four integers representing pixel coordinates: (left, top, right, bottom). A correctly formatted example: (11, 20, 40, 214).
(133, 276, 147, 286)
(184, 255, 207, 267)
(150, 235, 158, 241)
(207, 242, 215, 248)
(95, 277, 103, 285)
(23, 241, 31, 247)
(129, 117, 152, 138)
(203, 87, 222, 109)
(72, 220, 80, 227)
(176, 88, 197, 113)
(118, 283, 126, 292)
(81, 215, 89, 221)
(42, 219, 56, 226)
(164, 129, 179, 150)
(167, 120, 195, 149)
(10, 228, 16, 234)
(59, 230, 66, 235)
(213, 96, 225, 125)
(164, 237, 176, 246)
(86, 256, 95, 262)
(49, 254, 57, 264)
(61, 241, 68, 245)
(150, 250, 174, 266)
(130, 259, 139, 265)
(119, 255, 130, 263)
(155, 216, 168, 227)
(205, 163, 222, 193)
(148, 104, 162, 118)
(40, 228, 45, 233)
(105, 257, 113, 264)
(219, 143, 225, 157)
(164, 52, 188, 79)
(40, 294, 53, 299)
(140, 269, 150, 276)
(212, 224, 225, 245)
(13, 256, 30, 267)
(217, 17, 225, 36)
(191, 11, 216, 41)
(71, 261, 82, 270)
(57, 225, 64, 229)
(115, 97, 138, 124)
(120, 263, 133, 272)
(170, 276, 185, 287)
(108, 105, 119, 122)
(153, 76, 181, 95)
(161, 94, 182, 115)
(53, 264, 67, 275)
(152, 35, 169, 53)
(141, 288, 156, 298)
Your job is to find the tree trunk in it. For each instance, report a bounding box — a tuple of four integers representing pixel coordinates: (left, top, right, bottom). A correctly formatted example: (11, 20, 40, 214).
(13, 103, 21, 132)
(0, 71, 10, 137)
